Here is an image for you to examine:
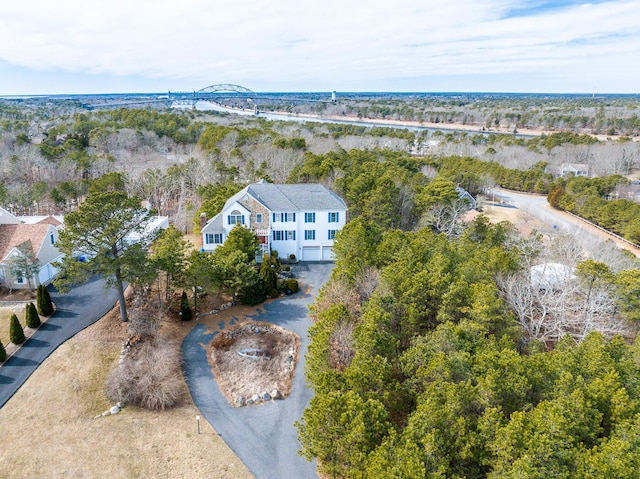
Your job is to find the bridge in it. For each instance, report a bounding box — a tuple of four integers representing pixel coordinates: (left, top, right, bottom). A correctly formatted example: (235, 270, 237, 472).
(82, 84, 336, 112)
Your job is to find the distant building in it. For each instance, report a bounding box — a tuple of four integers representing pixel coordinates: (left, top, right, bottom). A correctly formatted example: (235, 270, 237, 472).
(560, 163, 589, 177)
(201, 181, 347, 261)
(456, 185, 477, 210)
(531, 263, 576, 290)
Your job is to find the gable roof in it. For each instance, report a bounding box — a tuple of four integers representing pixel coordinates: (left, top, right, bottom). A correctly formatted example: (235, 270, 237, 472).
(20, 215, 64, 226)
(227, 183, 346, 213)
(0, 207, 21, 225)
(0, 224, 52, 261)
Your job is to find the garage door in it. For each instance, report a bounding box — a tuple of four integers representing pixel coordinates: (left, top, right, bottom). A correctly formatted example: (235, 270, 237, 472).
(322, 246, 334, 261)
(302, 246, 321, 261)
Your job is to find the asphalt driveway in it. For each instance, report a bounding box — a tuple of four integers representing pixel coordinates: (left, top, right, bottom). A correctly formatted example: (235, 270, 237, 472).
(182, 262, 334, 479)
(0, 277, 120, 408)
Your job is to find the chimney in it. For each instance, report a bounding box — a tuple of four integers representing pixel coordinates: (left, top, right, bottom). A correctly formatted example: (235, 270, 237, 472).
(200, 212, 207, 229)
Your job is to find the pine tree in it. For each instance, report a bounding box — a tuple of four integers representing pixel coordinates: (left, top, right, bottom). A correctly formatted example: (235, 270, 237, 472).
(25, 302, 41, 328)
(0, 340, 6, 362)
(37, 284, 54, 316)
(9, 314, 25, 345)
(180, 291, 193, 322)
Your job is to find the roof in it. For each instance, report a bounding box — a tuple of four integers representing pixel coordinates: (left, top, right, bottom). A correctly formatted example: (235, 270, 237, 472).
(0, 207, 20, 225)
(202, 212, 224, 233)
(227, 183, 346, 212)
(560, 163, 589, 172)
(18, 215, 64, 226)
(0, 224, 51, 260)
(530, 263, 576, 290)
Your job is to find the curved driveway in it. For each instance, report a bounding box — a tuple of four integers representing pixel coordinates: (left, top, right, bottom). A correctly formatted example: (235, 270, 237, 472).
(0, 277, 120, 408)
(182, 262, 333, 479)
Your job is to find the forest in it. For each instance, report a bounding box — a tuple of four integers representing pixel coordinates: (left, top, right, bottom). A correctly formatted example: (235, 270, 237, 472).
(2, 95, 640, 477)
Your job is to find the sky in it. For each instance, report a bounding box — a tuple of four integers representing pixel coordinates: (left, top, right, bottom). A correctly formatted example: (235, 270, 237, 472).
(0, 0, 639, 95)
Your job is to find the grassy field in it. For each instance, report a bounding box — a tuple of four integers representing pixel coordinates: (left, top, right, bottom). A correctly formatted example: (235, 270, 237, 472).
(0, 305, 254, 479)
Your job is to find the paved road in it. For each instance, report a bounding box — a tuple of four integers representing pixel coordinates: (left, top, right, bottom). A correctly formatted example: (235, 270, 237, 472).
(182, 262, 334, 479)
(492, 188, 640, 257)
(0, 277, 120, 408)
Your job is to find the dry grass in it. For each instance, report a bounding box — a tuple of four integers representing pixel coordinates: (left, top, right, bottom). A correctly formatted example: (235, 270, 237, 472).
(481, 204, 545, 235)
(210, 322, 299, 405)
(0, 301, 253, 479)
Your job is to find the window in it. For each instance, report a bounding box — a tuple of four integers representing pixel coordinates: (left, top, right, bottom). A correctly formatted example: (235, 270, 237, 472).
(279, 212, 295, 222)
(328, 212, 339, 223)
(273, 230, 295, 241)
(16, 276, 24, 284)
(50, 233, 55, 245)
(305, 212, 316, 223)
(304, 230, 315, 240)
(206, 234, 223, 244)
(328, 230, 337, 240)
(256, 213, 263, 224)
(228, 214, 244, 225)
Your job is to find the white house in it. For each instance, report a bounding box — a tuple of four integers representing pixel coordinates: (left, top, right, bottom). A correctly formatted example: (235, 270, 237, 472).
(0, 207, 63, 290)
(560, 163, 589, 177)
(201, 181, 347, 261)
(0, 204, 168, 290)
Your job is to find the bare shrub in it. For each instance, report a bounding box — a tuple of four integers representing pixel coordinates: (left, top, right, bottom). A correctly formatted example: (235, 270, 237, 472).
(354, 267, 380, 304)
(328, 320, 355, 371)
(105, 337, 183, 411)
(311, 278, 361, 322)
(127, 311, 160, 341)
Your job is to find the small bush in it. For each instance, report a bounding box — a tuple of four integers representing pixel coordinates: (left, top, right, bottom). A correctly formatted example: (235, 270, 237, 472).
(0, 341, 6, 362)
(180, 291, 192, 322)
(37, 284, 54, 316)
(270, 288, 279, 298)
(9, 314, 25, 344)
(25, 302, 41, 328)
(286, 279, 299, 294)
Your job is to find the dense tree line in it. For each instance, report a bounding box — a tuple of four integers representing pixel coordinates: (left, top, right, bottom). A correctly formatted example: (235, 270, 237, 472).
(298, 215, 640, 478)
(548, 175, 640, 245)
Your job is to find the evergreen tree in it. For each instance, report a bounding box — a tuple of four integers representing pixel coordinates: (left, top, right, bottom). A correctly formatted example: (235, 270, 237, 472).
(180, 291, 192, 322)
(0, 340, 6, 362)
(54, 191, 156, 322)
(259, 255, 278, 291)
(41, 286, 53, 316)
(9, 314, 25, 344)
(25, 302, 41, 328)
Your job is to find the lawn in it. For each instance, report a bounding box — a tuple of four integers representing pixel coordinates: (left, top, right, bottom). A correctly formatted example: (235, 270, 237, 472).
(0, 304, 254, 478)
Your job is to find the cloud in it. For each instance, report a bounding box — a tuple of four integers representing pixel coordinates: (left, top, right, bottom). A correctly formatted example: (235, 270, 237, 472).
(0, 0, 638, 93)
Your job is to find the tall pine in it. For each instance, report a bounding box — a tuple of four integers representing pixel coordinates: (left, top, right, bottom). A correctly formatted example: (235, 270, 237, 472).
(0, 340, 6, 362)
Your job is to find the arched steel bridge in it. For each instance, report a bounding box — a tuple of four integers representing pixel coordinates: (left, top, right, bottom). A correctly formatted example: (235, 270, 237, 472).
(169, 83, 334, 111)
(81, 84, 335, 111)
(170, 84, 258, 111)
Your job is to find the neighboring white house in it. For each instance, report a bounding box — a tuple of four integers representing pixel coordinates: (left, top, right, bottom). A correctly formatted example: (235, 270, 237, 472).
(0, 205, 168, 290)
(0, 207, 63, 290)
(201, 181, 347, 261)
(560, 163, 589, 177)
